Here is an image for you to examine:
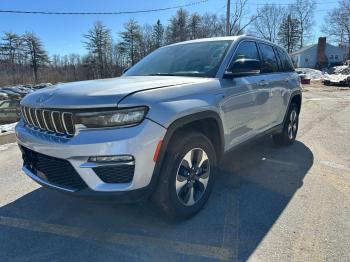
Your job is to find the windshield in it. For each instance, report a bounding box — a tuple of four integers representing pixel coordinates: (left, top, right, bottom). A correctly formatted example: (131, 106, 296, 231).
(125, 40, 232, 78)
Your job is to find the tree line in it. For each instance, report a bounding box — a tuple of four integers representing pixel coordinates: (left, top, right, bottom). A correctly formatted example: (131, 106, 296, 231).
(0, 0, 349, 86)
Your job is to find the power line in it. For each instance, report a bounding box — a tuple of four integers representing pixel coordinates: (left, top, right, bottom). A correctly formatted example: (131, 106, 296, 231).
(248, 1, 338, 5)
(0, 0, 208, 15)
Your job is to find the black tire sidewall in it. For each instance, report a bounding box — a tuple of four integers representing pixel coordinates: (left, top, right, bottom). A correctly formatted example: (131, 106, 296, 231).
(157, 132, 217, 218)
(284, 103, 299, 143)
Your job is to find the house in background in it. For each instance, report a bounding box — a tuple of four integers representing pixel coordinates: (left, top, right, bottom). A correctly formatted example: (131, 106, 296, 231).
(290, 37, 347, 68)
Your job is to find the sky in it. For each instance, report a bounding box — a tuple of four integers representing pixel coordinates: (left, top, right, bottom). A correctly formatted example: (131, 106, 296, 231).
(0, 0, 340, 56)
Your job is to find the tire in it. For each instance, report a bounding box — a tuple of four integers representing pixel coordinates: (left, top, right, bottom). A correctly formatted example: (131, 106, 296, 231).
(153, 131, 217, 219)
(273, 103, 299, 146)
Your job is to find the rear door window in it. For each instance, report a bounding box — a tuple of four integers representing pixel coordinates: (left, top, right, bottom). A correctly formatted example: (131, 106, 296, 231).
(258, 43, 279, 73)
(276, 48, 295, 72)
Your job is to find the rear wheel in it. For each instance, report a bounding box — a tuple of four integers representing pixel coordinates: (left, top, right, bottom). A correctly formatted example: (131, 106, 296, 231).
(273, 103, 299, 146)
(153, 132, 216, 219)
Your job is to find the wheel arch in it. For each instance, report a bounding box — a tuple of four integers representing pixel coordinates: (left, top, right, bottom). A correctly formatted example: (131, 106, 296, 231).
(149, 111, 225, 192)
(283, 90, 302, 125)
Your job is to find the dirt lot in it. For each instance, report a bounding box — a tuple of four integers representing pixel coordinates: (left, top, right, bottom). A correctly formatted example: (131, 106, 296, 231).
(0, 83, 349, 261)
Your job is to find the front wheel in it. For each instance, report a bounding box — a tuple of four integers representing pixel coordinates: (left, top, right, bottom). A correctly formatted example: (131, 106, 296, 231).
(153, 132, 216, 219)
(273, 103, 299, 146)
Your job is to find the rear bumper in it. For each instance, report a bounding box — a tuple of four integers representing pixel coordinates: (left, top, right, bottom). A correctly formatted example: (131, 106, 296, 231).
(16, 118, 166, 198)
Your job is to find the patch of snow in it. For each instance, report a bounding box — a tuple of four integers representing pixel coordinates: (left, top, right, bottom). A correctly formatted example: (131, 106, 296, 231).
(0, 122, 17, 133)
(296, 68, 325, 80)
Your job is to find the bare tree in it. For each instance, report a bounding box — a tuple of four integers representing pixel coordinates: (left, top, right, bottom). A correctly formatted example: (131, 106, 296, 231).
(229, 0, 257, 35)
(140, 24, 154, 57)
(292, 0, 316, 48)
(23, 32, 49, 84)
(323, 0, 350, 59)
(201, 13, 225, 37)
(250, 4, 285, 43)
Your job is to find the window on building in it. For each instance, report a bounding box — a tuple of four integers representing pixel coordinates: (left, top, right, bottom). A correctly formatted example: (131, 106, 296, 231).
(330, 55, 334, 60)
(335, 55, 339, 60)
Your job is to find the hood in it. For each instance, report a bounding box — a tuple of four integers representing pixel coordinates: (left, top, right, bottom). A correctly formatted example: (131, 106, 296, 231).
(21, 76, 210, 109)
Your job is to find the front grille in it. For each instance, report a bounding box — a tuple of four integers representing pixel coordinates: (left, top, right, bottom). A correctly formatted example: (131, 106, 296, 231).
(21, 146, 87, 191)
(21, 106, 75, 136)
(93, 165, 135, 183)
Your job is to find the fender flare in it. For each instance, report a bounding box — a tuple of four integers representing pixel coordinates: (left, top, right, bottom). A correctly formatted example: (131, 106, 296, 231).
(282, 90, 302, 126)
(149, 110, 225, 191)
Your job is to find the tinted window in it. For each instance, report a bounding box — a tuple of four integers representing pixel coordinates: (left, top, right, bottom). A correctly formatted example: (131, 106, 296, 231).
(258, 43, 279, 73)
(125, 41, 232, 78)
(276, 48, 294, 72)
(273, 47, 283, 71)
(231, 41, 260, 62)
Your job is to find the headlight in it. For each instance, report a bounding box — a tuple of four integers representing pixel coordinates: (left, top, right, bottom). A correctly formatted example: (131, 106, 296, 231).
(75, 106, 148, 128)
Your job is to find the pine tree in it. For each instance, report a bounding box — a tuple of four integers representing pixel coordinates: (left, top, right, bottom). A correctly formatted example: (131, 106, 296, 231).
(188, 13, 202, 40)
(166, 8, 189, 43)
(83, 21, 112, 78)
(152, 19, 164, 49)
(278, 15, 300, 53)
(23, 32, 49, 84)
(119, 19, 142, 65)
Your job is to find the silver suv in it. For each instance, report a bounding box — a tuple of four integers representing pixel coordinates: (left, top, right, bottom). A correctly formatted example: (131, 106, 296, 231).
(16, 36, 301, 218)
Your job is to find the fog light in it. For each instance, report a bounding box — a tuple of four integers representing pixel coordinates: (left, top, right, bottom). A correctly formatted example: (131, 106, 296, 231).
(88, 155, 134, 163)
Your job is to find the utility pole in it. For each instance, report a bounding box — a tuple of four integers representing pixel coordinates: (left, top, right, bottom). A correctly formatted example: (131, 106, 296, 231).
(226, 0, 230, 36)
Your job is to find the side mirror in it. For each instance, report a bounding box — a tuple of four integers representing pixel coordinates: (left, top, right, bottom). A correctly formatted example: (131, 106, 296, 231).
(122, 67, 130, 74)
(224, 59, 260, 78)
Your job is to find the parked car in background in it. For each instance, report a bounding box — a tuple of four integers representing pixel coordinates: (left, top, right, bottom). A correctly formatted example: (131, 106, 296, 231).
(0, 92, 8, 101)
(0, 99, 21, 124)
(0, 88, 21, 100)
(0, 86, 28, 97)
(34, 83, 52, 89)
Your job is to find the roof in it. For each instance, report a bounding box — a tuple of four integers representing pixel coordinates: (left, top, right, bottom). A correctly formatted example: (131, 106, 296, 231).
(167, 36, 240, 46)
(166, 35, 279, 47)
(290, 44, 316, 55)
(291, 43, 345, 56)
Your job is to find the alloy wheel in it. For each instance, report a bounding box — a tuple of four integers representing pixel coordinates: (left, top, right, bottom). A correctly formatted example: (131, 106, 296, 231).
(288, 109, 298, 140)
(175, 148, 210, 206)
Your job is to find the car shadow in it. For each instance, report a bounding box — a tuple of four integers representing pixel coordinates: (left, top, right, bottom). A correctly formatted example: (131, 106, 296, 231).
(0, 136, 313, 261)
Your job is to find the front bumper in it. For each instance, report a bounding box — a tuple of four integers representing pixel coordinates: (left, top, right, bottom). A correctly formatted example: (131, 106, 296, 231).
(16, 119, 166, 197)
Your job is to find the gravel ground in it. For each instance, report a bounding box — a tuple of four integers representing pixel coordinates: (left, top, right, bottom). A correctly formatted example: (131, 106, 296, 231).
(0, 84, 349, 261)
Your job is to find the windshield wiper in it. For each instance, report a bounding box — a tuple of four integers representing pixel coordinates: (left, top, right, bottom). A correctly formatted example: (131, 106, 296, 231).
(145, 73, 177, 76)
(145, 72, 207, 77)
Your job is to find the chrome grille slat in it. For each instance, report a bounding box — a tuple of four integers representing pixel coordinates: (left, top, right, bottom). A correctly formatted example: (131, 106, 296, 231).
(24, 107, 31, 125)
(62, 112, 74, 135)
(51, 111, 60, 133)
(41, 110, 49, 130)
(43, 110, 54, 132)
(21, 106, 75, 137)
(29, 108, 37, 127)
(21, 106, 29, 123)
(61, 113, 69, 134)
(35, 109, 44, 129)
